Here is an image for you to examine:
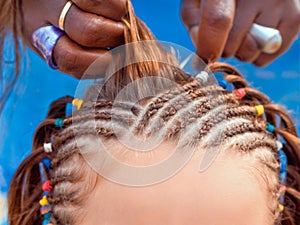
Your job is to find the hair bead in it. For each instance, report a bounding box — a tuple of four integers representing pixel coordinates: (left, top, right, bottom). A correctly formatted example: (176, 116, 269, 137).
(218, 80, 228, 89)
(279, 204, 284, 212)
(234, 88, 246, 99)
(42, 180, 53, 192)
(279, 150, 287, 182)
(266, 123, 275, 133)
(65, 102, 73, 117)
(195, 71, 209, 83)
(43, 212, 51, 220)
(254, 105, 264, 116)
(276, 141, 283, 151)
(42, 158, 51, 169)
(39, 196, 49, 206)
(72, 98, 83, 110)
(54, 118, 64, 128)
(42, 219, 52, 225)
(43, 143, 52, 153)
(40, 205, 51, 215)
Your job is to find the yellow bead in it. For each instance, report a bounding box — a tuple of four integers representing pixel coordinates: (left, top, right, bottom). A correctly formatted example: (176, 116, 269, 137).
(72, 98, 83, 110)
(254, 105, 264, 116)
(279, 204, 284, 212)
(39, 196, 49, 206)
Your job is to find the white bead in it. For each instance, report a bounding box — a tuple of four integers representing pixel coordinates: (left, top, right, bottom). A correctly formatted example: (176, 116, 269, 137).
(276, 141, 283, 151)
(195, 71, 209, 83)
(44, 143, 52, 153)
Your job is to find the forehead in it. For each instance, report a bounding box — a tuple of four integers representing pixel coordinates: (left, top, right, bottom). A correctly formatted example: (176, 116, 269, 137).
(83, 146, 271, 225)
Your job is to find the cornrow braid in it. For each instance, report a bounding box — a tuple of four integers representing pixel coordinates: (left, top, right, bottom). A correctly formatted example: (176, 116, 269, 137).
(183, 105, 262, 143)
(134, 82, 230, 134)
(218, 66, 300, 224)
(143, 86, 257, 140)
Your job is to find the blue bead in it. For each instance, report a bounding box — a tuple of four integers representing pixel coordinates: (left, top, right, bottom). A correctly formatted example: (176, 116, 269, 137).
(65, 102, 73, 117)
(218, 80, 228, 89)
(279, 150, 288, 186)
(54, 118, 63, 128)
(42, 158, 51, 169)
(279, 150, 287, 173)
(42, 219, 50, 225)
(44, 212, 52, 220)
(266, 123, 275, 132)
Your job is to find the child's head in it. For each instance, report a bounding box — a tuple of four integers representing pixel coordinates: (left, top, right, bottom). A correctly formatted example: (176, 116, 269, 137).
(8, 65, 300, 225)
(8, 1, 300, 225)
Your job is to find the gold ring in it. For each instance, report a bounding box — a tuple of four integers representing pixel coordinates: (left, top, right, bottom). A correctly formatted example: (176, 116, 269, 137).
(58, 1, 73, 31)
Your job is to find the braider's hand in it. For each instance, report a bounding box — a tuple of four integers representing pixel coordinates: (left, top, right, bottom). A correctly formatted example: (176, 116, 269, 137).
(181, 0, 300, 66)
(22, 0, 127, 78)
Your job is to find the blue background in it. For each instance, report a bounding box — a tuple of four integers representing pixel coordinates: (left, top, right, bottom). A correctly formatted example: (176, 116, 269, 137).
(0, 0, 299, 224)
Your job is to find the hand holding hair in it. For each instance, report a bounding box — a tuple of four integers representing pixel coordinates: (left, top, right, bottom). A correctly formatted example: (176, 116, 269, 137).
(22, 0, 128, 78)
(181, 0, 300, 66)
(15, 0, 300, 78)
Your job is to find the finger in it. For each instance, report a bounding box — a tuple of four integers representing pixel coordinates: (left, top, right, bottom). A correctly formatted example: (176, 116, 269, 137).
(196, 0, 235, 62)
(254, 20, 300, 66)
(48, 2, 124, 48)
(180, 0, 201, 29)
(223, 1, 257, 58)
(235, 34, 261, 62)
(53, 36, 112, 79)
(72, 0, 128, 21)
(65, 4, 124, 48)
(234, 12, 281, 63)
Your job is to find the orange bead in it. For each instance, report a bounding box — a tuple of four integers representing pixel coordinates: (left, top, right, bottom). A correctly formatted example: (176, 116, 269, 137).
(40, 204, 51, 215)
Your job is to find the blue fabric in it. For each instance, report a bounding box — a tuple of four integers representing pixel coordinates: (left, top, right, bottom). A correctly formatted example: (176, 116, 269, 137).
(0, 1, 299, 224)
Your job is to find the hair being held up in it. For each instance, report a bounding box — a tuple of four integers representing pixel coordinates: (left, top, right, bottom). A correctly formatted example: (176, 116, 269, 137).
(101, 0, 191, 101)
(8, 1, 300, 225)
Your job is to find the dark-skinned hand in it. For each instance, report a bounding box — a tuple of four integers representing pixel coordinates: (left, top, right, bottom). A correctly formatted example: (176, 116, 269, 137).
(181, 0, 300, 66)
(22, 0, 127, 78)
(22, 0, 300, 78)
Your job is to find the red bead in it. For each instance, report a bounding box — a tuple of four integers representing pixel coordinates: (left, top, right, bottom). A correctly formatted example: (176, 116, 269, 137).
(42, 180, 52, 191)
(234, 88, 246, 99)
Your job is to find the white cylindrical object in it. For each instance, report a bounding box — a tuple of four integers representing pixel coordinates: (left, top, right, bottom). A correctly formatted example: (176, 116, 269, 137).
(250, 23, 282, 54)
